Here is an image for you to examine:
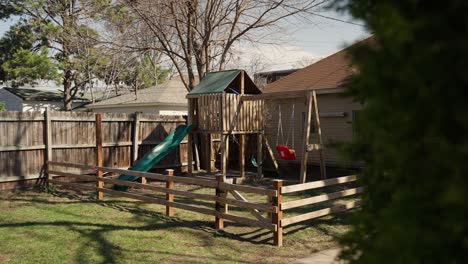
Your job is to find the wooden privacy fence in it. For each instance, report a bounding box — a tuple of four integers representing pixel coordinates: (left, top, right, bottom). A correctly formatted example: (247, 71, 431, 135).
(0, 111, 189, 183)
(47, 160, 361, 247)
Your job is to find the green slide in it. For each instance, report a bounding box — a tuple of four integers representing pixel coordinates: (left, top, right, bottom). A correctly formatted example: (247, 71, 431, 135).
(114, 125, 194, 191)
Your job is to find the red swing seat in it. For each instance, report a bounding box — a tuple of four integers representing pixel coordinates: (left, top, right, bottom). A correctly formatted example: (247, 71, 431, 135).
(276, 144, 297, 160)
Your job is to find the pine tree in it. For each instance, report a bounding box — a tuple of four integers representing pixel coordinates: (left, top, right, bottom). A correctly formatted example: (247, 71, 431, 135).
(336, 1, 468, 263)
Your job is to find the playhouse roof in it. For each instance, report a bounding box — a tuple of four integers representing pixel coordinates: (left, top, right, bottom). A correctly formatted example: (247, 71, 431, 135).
(187, 69, 261, 96)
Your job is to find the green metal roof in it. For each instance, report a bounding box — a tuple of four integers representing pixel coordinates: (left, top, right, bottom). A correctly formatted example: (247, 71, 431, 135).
(188, 69, 241, 95)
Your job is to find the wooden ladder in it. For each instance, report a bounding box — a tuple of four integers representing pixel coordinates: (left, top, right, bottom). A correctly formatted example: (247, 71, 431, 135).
(300, 90, 326, 183)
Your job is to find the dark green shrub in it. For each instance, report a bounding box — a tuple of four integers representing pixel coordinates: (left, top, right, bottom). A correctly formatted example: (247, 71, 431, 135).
(336, 1, 468, 263)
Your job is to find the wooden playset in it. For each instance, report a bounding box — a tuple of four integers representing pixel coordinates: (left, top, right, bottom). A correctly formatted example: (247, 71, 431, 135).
(186, 69, 326, 182)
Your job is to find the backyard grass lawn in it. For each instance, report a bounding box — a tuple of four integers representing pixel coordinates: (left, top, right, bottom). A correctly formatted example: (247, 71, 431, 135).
(0, 186, 352, 264)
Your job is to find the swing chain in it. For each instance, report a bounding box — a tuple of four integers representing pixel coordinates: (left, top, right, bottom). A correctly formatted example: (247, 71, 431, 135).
(285, 103, 295, 149)
(276, 103, 296, 149)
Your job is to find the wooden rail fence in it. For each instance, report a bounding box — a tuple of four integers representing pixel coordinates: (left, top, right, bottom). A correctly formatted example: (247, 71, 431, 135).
(279, 175, 362, 245)
(47, 160, 361, 246)
(47, 161, 278, 231)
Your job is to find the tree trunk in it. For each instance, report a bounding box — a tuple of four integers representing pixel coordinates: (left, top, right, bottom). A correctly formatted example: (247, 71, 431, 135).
(63, 68, 73, 111)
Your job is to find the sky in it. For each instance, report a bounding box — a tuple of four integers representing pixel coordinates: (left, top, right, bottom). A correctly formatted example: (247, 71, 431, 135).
(232, 9, 370, 71)
(0, 8, 370, 73)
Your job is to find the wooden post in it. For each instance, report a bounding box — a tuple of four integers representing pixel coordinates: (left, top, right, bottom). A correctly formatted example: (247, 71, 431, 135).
(257, 133, 263, 178)
(165, 169, 174, 216)
(132, 112, 140, 164)
(206, 133, 213, 173)
(187, 99, 194, 176)
(215, 175, 226, 229)
(95, 113, 104, 200)
(132, 112, 146, 183)
(140, 176, 147, 184)
(239, 134, 245, 178)
(312, 90, 327, 180)
(263, 136, 279, 172)
(44, 107, 53, 180)
(300, 91, 313, 183)
(272, 180, 283, 247)
(240, 70, 245, 94)
(193, 135, 201, 171)
(220, 135, 229, 180)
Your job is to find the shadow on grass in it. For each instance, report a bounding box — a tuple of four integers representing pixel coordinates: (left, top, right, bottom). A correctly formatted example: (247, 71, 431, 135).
(0, 216, 253, 263)
(0, 190, 267, 263)
(0, 188, 352, 263)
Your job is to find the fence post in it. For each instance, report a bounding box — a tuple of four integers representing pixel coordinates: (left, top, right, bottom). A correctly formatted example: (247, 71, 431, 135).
(132, 112, 140, 164)
(272, 179, 283, 247)
(215, 175, 226, 229)
(44, 107, 53, 181)
(257, 133, 263, 178)
(165, 169, 175, 216)
(95, 113, 103, 200)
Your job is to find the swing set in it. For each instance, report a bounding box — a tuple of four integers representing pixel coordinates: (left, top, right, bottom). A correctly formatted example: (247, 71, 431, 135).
(275, 104, 297, 161)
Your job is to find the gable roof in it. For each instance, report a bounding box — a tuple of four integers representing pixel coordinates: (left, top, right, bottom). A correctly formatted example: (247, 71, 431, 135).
(263, 36, 373, 94)
(86, 76, 189, 108)
(188, 69, 261, 96)
(3, 87, 90, 102)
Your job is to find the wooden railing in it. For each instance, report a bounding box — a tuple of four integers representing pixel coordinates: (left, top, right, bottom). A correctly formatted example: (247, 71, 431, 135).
(197, 94, 264, 133)
(47, 161, 361, 247)
(47, 161, 278, 232)
(279, 175, 362, 229)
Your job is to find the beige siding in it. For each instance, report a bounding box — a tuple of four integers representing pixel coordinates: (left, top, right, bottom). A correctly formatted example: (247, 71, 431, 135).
(22, 101, 63, 112)
(264, 93, 362, 167)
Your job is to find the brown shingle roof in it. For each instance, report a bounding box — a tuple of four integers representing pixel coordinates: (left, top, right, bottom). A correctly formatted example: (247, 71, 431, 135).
(263, 36, 372, 93)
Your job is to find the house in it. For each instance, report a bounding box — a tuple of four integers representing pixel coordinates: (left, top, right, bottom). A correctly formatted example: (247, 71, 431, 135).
(0, 87, 90, 113)
(263, 38, 371, 167)
(86, 76, 190, 115)
(254, 68, 300, 89)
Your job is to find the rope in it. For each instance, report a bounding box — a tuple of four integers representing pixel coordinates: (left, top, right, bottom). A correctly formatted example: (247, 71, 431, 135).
(276, 104, 284, 146)
(292, 104, 295, 149)
(285, 104, 295, 148)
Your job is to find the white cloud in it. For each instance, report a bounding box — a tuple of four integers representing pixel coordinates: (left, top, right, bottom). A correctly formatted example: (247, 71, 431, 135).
(229, 42, 320, 73)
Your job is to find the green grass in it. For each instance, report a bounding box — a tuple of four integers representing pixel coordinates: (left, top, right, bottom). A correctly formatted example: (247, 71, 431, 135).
(0, 183, 354, 264)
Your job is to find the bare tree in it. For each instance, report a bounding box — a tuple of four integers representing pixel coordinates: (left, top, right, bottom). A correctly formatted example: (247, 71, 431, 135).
(96, 18, 170, 99)
(294, 56, 321, 68)
(118, 0, 328, 91)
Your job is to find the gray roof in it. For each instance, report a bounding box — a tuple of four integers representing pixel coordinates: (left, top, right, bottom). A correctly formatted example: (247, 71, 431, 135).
(3, 87, 90, 102)
(86, 77, 189, 108)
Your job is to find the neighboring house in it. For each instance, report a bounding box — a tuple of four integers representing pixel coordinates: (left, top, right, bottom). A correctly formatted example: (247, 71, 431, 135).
(4, 78, 115, 91)
(86, 76, 190, 115)
(0, 87, 90, 113)
(254, 68, 300, 89)
(263, 37, 371, 167)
